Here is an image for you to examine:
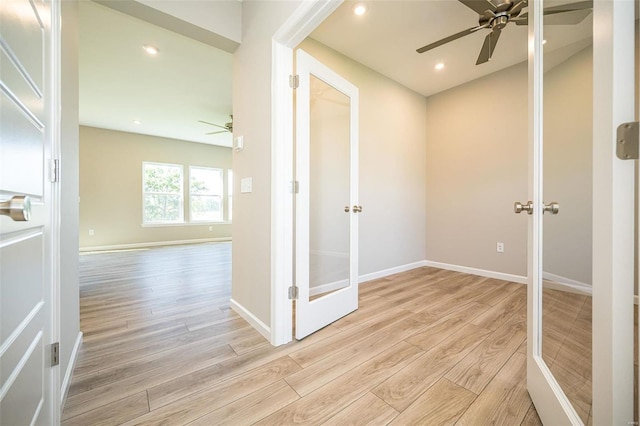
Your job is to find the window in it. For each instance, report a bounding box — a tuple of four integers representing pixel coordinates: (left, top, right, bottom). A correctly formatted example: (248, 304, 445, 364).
(190, 166, 223, 222)
(227, 169, 233, 221)
(143, 162, 183, 224)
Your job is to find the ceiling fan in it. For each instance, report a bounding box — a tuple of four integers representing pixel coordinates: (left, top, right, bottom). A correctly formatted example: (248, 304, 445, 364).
(198, 115, 233, 135)
(416, 0, 593, 65)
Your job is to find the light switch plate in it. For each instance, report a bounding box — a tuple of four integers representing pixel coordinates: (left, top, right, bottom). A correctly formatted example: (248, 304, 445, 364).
(240, 177, 252, 193)
(234, 136, 244, 151)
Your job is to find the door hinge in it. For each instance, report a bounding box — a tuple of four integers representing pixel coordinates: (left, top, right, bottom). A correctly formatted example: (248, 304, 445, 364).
(51, 342, 59, 366)
(49, 159, 60, 182)
(290, 180, 299, 194)
(616, 121, 639, 160)
(288, 286, 298, 300)
(289, 74, 299, 89)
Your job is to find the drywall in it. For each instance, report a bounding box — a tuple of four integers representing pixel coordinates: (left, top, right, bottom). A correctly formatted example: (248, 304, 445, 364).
(60, 0, 81, 406)
(425, 46, 594, 284)
(300, 38, 427, 280)
(232, 1, 303, 329)
(79, 126, 232, 249)
(425, 61, 529, 277)
(543, 46, 593, 286)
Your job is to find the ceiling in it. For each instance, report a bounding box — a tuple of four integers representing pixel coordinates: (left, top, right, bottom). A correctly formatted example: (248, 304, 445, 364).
(79, 1, 593, 148)
(311, 0, 593, 97)
(79, 1, 233, 147)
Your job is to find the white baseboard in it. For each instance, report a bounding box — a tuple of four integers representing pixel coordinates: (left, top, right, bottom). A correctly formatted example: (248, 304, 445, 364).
(359, 260, 428, 284)
(60, 331, 83, 410)
(230, 298, 271, 341)
(424, 260, 528, 284)
(309, 279, 349, 296)
(542, 272, 592, 296)
(80, 237, 231, 253)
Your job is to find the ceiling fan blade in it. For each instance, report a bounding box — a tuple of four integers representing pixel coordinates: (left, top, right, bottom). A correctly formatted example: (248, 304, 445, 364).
(509, 0, 528, 16)
(458, 0, 497, 15)
(416, 24, 489, 53)
(206, 130, 228, 135)
(476, 28, 501, 65)
(514, 0, 592, 24)
(198, 120, 228, 130)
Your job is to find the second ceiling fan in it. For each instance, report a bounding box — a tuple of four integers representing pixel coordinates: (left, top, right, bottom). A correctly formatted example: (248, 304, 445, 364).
(416, 0, 593, 65)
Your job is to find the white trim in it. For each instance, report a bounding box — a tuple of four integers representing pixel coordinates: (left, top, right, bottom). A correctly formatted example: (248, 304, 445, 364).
(141, 221, 231, 228)
(230, 298, 270, 341)
(0, 332, 42, 400)
(60, 331, 82, 410)
(309, 279, 349, 297)
(424, 260, 528, 284)
(270, 0, 343, 347)
(359, 261, 428, 284)
(542, 272, 592, 296)
(0, 301, 43, 357)
(79, 237, 231, 252)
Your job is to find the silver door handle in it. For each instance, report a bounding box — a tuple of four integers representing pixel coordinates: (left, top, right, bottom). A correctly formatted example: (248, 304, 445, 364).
(1, 195, 31, 221)
(514, 201, 533, 215)
(353, 205, 363, 213)
(543, 202, 560, 215)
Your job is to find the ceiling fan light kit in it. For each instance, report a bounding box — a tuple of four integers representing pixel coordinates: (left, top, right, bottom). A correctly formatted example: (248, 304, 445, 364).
(416, 0, 592, 65)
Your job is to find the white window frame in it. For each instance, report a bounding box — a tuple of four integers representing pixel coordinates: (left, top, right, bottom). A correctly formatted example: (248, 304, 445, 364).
(142, 161, 184, 224)
(189, 166, 224, 223)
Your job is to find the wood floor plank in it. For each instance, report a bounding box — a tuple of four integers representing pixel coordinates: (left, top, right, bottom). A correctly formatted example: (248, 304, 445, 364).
(521, 403, 544, 426)
(389, 378, 476, 425)
(456, 352, 531, 426)
(66, 243, 581, 425)
(62, 391, 149, 426)
(255, 342, 423, 425)
(187, 380, 300, 426)
(445, 308, 526, 394)
(286, 317, 427, 396)
(321, 392, 398, 426)
(124, 356, 301, 425)
(372, 323, 492, 412)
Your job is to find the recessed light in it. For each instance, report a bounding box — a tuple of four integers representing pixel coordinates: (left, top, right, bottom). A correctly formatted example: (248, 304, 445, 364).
(435, 62, 445, 70)
(542, 39, 547, 45)
(143, 45, 159, 55)
(133, 120, 142, 125)
(353, 4, 367, 16)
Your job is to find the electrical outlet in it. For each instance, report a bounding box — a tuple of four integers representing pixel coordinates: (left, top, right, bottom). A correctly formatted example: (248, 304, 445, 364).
(208, 226, 213, 231)
(497, 242, 504, 253)
(89, 229, 95, 236)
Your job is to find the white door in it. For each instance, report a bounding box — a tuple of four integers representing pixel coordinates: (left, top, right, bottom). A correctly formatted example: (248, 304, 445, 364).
(525, 0, 635, 424)
(294, 49, 359, 340)
(0, 0, 59, 424)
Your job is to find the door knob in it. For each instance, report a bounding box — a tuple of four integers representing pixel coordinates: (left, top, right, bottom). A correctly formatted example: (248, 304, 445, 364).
(514, 201, 533, 215)
(1, 195, 31, 221)
(543, 202, 560, 215)
(344, 206, 350, 213)
(353, 205, 363, 213)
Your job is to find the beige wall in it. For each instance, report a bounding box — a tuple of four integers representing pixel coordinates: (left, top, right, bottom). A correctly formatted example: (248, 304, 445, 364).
(60, 0, 80, 403)
(543, 46, 593, 285)
(232, 1, 302, 327)
(79, 126, 232, 249)
(300, 38, 427, 277)
(425, 46, 594, 284)
(425, 62, 529, 277)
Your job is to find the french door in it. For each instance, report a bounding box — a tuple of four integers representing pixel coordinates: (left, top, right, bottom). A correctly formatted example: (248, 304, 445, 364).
(294, 49, 360, 339)
(526, 0, 635, 424)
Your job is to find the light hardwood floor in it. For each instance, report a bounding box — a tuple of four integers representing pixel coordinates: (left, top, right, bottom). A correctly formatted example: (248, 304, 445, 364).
(63, 242, 549, 425)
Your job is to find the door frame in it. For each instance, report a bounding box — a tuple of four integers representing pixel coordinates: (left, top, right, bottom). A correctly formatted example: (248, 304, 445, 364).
(270, 0, 343, 346)
(590, 0, 635, 422)
(527, 0, 635, 423)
